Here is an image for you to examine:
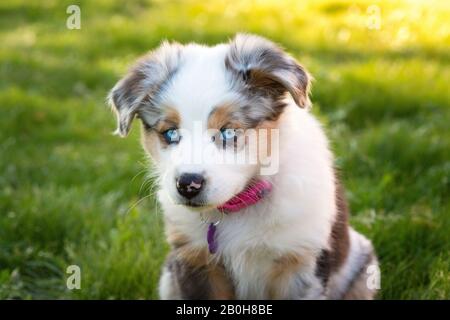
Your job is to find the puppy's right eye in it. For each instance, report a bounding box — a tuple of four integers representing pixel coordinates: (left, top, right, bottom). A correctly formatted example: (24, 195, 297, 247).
(220, 128, 237, 141)
(162, 128, 181, 144)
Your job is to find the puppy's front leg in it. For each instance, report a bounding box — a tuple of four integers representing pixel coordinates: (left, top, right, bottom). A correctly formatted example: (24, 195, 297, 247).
(159, 249, 234, 300)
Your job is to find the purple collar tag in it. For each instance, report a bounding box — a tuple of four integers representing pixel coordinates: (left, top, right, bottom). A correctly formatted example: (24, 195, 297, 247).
(207, 223, 218, 254)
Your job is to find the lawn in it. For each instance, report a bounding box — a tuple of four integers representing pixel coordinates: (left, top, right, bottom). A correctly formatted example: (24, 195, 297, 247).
(0, 0, 449, 299)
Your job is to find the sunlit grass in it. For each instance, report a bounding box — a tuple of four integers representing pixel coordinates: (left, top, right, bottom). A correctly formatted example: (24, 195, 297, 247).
(0, 0, 449, 299)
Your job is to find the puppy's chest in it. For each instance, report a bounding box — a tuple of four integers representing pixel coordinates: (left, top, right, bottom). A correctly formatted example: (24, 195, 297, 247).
(221, 249, 278, 299)
(165, 208, 323, 298)
(183, 222, 288, 298)
(216, 226, 321, 299)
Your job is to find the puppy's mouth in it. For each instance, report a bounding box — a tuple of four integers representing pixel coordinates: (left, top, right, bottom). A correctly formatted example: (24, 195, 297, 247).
(185, 200, 208, 208)
(186, 201, 202, 208)
(181, 199, 216, 212)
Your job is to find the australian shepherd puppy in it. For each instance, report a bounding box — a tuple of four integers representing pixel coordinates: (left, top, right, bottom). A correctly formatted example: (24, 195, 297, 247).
(108, 34, 379, 299)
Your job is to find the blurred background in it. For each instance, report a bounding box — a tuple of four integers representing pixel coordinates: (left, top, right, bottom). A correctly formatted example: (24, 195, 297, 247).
(0, 0, 448, 299)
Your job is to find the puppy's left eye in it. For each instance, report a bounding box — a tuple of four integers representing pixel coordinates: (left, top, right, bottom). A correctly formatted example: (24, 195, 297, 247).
(220, 128, 236, 141)
(162, 128, 181, 144)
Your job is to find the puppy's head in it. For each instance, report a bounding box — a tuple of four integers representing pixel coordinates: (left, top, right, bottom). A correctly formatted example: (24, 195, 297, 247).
(108, 34, 310, 211)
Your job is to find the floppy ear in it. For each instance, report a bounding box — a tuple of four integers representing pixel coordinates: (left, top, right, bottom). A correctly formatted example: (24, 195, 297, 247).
(108, 41, 183, 137)
(226, 33, 311, 108)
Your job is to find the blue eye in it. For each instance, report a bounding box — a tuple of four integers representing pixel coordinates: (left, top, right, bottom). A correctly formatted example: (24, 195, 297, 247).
(220, 128, 236, 140)
(162, 128, 180, 144)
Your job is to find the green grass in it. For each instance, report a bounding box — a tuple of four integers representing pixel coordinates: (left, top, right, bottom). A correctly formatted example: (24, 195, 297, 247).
(0, 0, 449, 299)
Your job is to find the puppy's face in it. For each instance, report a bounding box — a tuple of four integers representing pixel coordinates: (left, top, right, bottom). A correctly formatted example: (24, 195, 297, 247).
(109, 34, 310, 211)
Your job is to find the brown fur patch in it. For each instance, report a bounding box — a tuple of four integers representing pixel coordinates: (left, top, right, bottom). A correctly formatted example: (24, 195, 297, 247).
(245, 69, 293, 104)
(331, 177, 351, 268)
(165, 243, 235, 299)
(207, 98, 287, 134)
(208, 104, 239, 129)
(207, 263, 235, 300)
(175, 245, 209, 267)
(268, 252, 306, 299)
(140, 106, 180, 152)
(165, 225, 191, 249)
(315, 173, 350, 286)
(153, 106, 181, 132)
(140, 126, 160, 159)
(166, 250, 211, 299)
(225, 34, 311, 108)
(164, 222, 235, 299)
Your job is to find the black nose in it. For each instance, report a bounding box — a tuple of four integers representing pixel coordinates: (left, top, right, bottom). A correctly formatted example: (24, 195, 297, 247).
(176, 173, 205, 199)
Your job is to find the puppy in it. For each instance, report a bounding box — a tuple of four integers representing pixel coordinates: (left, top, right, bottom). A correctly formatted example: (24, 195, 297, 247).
(108, 34, 379, 299)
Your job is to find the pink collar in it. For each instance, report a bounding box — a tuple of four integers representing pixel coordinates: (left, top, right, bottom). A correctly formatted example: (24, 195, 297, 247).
(207, 180, 272, 254)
